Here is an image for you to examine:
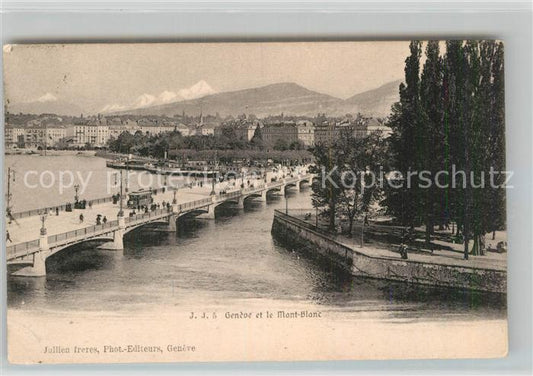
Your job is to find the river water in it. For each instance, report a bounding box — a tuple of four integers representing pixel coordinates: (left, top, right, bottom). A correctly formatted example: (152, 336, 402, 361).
(6, 155, 506, 322)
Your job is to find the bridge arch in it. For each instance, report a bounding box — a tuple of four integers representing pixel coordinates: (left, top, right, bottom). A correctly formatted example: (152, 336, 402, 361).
(177, 208, 210, 219)
(284, 182, 298, 190)
(265, 186, 283, 195)
(124, 219, 170, 235)
(298, 178, 312, 189)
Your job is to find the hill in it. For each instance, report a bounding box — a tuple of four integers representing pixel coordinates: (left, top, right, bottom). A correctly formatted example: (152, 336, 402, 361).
(118, 80, 402, 118)
(116, 82, 345, 117)
(344, 80, 401, 118)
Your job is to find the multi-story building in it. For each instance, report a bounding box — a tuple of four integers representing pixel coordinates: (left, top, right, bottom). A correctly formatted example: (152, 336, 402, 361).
(296, 120, 315, 147)
(176, 123, 190, 136)
(108, 124, 128, 140)
(4, 125, 26, 148)
(16, 125, 68, 149)
(188, 126, 198, 136)
(47, 126, 69, 145)
(160, 124, 177, 134)
(314, 122, 336, 145)
(24, 127, 45, 148)
(74, 124, 109, 147)
(366, 118, 392, 137)
(199, 125, 215, 136)
(235, 121, 259, 141)
(138, 123, 176, 136)
(314, 121, 368, 145)
(261, 123, 298, 147)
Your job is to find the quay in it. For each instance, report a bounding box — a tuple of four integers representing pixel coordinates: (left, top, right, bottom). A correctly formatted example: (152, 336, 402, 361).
(6, 172, 315, 277)
(271, 210, 507, 293)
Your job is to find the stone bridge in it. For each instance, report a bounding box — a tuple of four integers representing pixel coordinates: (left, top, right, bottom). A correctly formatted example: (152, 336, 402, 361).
(6, 174, 314, 277)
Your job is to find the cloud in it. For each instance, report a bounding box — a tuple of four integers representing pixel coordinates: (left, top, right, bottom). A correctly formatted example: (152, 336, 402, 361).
(100, 80, 217, 113)
(37, 93, 58, 102)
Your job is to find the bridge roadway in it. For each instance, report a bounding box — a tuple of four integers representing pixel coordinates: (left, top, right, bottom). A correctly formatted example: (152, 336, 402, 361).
(6, 173, 314, 277)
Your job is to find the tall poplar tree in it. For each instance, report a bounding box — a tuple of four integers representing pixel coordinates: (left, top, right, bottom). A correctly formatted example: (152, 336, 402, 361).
(387, 40, 506, 259)
(420, 40, 444, 245)
(385, 41, 424, 228)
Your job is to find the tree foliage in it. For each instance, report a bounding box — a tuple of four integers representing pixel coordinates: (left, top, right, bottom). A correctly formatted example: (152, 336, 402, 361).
(310, 129, 387, 233)
(386, 40, 506, 259)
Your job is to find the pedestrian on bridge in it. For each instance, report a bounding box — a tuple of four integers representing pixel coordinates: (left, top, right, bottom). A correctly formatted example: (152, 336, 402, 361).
(103, 216, 107, 224)
(6, 230, 12, 243)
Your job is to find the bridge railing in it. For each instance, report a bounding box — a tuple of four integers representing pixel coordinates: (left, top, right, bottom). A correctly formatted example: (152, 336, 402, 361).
(10, 187, 168, 220)
(6, 239, 40, 259)
(176, 197, 212, 212)
(125, 208, 172, 225)
(48, 220, 120, 246)
(242, 184, 265, 194)
(216, 190, 241, 200)
(269, 178, 289, 187)
(9, 175, 311, 220)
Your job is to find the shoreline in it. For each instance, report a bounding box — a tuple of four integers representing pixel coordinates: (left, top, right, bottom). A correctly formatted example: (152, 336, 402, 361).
(272, 210, 507, 293)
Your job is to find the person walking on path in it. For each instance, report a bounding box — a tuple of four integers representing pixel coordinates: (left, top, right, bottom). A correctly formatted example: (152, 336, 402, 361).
(79, 213, 84, 223)
(6, 230, 12, 243)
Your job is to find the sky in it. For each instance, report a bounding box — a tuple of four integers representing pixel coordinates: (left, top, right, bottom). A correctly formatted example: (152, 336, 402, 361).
(3, 42, 409, 114)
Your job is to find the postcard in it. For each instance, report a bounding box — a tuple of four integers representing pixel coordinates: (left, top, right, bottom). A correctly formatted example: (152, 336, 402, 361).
(4, 41, 507, 363)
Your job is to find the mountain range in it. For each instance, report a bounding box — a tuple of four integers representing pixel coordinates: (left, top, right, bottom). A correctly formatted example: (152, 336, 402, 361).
(100, 80, 217, 113)
(8, 80, 402, 118)
(114, 80, 401, 118)
(344, 80, 402, 118)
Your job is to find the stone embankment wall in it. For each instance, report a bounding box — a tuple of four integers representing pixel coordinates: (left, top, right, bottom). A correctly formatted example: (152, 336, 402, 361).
(271, 211, 506, 293)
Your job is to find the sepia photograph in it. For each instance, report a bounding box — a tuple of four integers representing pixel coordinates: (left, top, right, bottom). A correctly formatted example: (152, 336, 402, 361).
(4, 41, 507, 364)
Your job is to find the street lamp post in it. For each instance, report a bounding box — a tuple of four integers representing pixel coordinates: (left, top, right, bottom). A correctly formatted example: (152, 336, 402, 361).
(40, 211, 48, 235)
(210, 173, 216, 196)
(118, 169, 124, 217)
(6, 167, 15, 223)
(125, 158, 129, 193)
(285, 189, 288, 215)
(210, 150, 219, 196)
(360, 215, 364, 248)
(74, 184, 80, 203)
